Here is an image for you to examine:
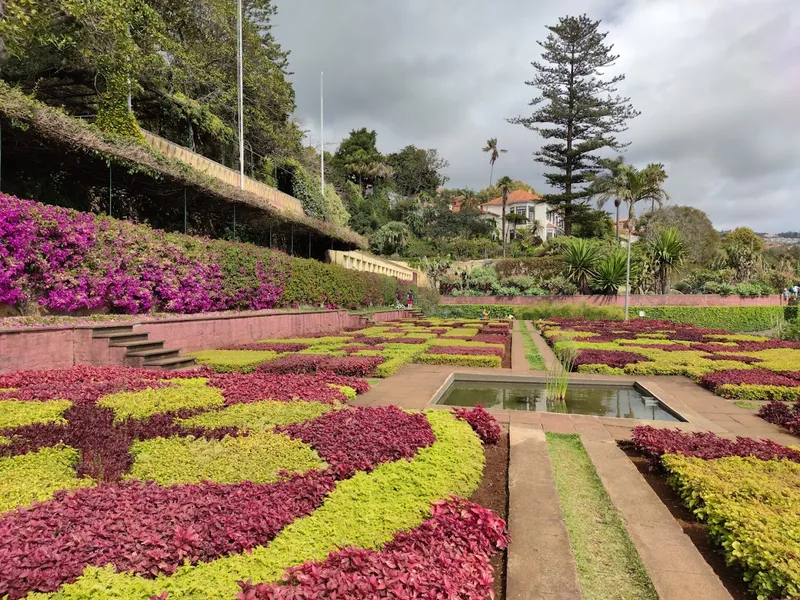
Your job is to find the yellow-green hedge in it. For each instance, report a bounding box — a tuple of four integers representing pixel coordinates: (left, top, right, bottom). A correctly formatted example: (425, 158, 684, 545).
(663, 454, 800, 600)
(98, 386, 225, 421)
(189, 350, 279, 373)
(0, 399, 71, 429)
(416, 354, 502, 368)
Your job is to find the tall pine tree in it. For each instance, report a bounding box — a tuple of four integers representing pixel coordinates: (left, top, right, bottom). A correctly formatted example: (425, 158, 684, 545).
(509, 14, 639, 236)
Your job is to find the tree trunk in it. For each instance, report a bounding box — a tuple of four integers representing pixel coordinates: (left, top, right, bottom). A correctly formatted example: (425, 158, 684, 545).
(501, 204, 507, 258)
(615, 202, 620, 242)
(489, 163, 495, 188)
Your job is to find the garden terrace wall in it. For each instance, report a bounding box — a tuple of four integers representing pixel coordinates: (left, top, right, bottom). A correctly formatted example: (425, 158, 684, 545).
(440, 295, 781, 306)
(0, 309, 410, 374)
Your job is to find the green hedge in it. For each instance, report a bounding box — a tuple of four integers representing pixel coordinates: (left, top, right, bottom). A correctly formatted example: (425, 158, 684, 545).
(429, 303, 624, 321)
(632, 306, 789, 332)
(281, 258, 418, 310)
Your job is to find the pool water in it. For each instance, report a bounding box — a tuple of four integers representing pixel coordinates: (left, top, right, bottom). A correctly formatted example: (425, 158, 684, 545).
(438, 381, 681, 421)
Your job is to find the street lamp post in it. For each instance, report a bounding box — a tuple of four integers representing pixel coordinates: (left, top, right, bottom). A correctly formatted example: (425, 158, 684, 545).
(236, 0, 244, 190)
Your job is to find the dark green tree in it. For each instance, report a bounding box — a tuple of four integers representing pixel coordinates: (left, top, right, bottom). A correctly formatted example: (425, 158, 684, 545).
(386, 145, 449, 197)
(331, 128, 392, 195)
(508, 14, 640, 235)
(639, 206, 720, 266)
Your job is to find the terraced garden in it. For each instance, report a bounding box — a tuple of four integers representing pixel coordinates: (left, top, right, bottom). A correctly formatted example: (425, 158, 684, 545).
(189, 318, 512, 376)
(0, 365, 506, 599)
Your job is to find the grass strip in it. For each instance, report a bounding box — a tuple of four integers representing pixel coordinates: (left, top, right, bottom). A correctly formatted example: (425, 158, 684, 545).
(520, 322, 547, 370)
(546, 433, 658, 600)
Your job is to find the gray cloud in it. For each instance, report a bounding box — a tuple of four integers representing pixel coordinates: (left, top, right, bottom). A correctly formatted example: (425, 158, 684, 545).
(273, 0, 800, 232)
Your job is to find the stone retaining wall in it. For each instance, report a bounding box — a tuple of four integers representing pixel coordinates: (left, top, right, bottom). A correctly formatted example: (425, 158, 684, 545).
(0, 309, 410, 374)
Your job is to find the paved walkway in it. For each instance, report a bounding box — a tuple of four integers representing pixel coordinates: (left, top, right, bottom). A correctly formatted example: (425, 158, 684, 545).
(353, 325, 799, 599)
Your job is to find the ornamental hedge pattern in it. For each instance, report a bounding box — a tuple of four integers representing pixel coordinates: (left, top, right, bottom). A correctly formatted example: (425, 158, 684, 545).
(188, 318, 511, 377)
(0, 194, 415, 313)
(541, 318, 800, 434)
(0, 365, 505, 599)
(631, 425, 800, 599)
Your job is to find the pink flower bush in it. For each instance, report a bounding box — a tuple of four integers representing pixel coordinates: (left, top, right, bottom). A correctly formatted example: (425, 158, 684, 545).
(239, 498, 508, 600)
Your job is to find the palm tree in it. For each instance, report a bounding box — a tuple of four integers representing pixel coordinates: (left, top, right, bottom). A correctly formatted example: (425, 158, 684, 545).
(496, 176, 513, 258)
(648, 227, 685, 294)
(590, 156, 626, 242)
(589, 162, 670, 318)
(482, 138, 507, 187)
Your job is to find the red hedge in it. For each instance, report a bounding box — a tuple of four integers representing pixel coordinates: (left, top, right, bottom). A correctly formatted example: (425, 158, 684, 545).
(257, 355, 384, 377)
(573, 349, 650, 369)
(699, 369, 800, 391)
(0, 473, 335, 598)
(631, 425, 800, 468)
(239, 498, 508, 600)
(452, 404, 501, 445)
(224, 343, 309, 353)
(472, 333, 508, 345)
(208, 373, 367, 404)
(427, 346, 505, 358)
(279, 406, 435, 478)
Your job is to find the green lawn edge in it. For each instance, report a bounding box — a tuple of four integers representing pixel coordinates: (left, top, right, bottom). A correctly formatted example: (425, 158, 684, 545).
(546, 432, 658, 600)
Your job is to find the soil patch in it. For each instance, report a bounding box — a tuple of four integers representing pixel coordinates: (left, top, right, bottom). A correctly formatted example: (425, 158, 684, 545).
(470, 430, 509, 600)
(502, 336, 512, 369)
(618, 442, 753, 600)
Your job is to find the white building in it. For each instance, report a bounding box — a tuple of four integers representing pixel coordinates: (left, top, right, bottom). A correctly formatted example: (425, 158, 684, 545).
(480, 189, 564, 242)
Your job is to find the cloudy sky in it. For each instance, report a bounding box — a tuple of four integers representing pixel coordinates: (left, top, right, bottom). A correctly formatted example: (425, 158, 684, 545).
(272, 0, 799, 233)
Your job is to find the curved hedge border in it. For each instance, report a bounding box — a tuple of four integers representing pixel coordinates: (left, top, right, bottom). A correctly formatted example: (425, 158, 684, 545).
(43, 410, 485, 600)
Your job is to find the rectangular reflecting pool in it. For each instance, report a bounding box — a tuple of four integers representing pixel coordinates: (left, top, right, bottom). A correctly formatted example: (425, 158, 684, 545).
(437, 380, 682, 422)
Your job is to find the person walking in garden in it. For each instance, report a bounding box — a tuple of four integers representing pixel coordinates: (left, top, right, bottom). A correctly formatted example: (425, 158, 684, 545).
(407, 290, 414, 309)
(784, 288, 791, 304)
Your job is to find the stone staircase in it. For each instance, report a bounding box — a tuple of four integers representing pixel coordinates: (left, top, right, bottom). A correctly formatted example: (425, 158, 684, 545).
(92, 325, 196, 370)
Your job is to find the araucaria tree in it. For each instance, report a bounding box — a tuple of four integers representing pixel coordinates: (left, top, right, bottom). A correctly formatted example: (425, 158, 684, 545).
(509, 14, 640, 236)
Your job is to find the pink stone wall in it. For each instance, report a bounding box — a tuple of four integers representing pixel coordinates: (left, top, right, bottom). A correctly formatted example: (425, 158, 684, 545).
(440, 295, 782, 307)
(0, 309, 411, 374)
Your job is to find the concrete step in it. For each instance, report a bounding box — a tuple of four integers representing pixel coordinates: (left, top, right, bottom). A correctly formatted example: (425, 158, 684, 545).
(126, 347, 180, 359)
(114, 339, 165, 351)
(144, 356, 197, 370)
(97, 333, 149, 345)
(92, 326, 135, 338)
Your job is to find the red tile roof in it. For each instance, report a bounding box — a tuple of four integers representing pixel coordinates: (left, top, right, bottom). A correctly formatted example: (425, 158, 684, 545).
(481, 189, 543, 207)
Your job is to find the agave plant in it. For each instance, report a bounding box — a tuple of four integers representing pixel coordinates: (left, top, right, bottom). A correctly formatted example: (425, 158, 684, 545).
(592, 250, 628, 295)
(648, 227, 685, 294)
(561, 238, 600, 294)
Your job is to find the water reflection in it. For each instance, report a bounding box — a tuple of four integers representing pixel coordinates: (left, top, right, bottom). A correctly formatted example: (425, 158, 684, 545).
(439, 382, 679, 422)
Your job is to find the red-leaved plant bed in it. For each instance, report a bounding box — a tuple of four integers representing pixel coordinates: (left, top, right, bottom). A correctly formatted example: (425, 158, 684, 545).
(279, 406, 435, 478)
(573, 349, 651, 369)
(452, 405, 501, 445)
(224, 343, 309, 353)
(0, 473, 335, 598)
(208, 372, 370, 404)
(0, 404, 239, 480)
(631, 425, 800, 469)
(257, 355, 384, 377)
(472, 333, 508, 345)
(699, 369, 800, 391)
(703, 354, 762, 364)
(386, 337, 429, 344)
(239, 498, 508, 600)
(348, 335, 389, 345)
(0, 366, 205, 403)
(427, 346, 505, 358)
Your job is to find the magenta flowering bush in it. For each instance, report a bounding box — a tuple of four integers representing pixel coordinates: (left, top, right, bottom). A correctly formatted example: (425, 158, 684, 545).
(0, 195, 416, 315)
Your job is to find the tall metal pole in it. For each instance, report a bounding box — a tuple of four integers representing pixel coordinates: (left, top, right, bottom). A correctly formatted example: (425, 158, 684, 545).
(624, 205, 632, 321)
(236, 0, 245, 190)
(320, 71, 324, 196)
